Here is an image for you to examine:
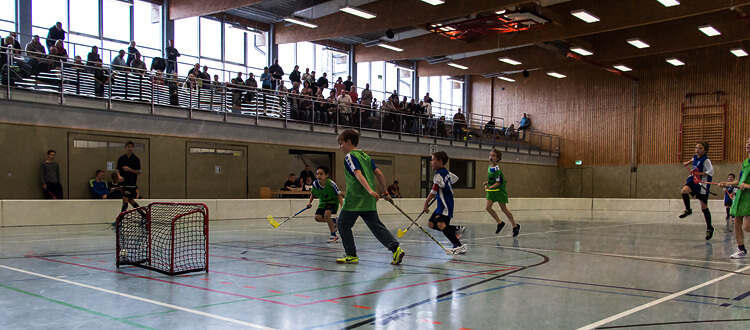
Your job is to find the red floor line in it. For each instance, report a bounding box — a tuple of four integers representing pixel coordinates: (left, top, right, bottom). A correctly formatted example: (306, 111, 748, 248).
(211, 268, 321, 279)
(458, 327, 473, 330)
(420, 319, 441, 324)
(295, 269, 508, 307)
(243, 286, 256, 289)
(268, 290, 283, 293)
(208, 254, 323, 270)
(294, 294, 310, 298)
(30, 256, 295, 307)
(327, 300, 339, 303)
(352, 305, 371, 310)
(219, 282, 234, 285)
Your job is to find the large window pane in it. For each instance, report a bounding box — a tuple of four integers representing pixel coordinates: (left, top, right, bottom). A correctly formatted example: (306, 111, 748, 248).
(277, 43, 295, 76)
(134, 0, 161, 50)
(103, 0, 131, 42)
(174, 17, 198, 56)
(67, 35, 101, 60)
(429, 76, 440, 103)
(371, 61, 384, 94)
(296, 42, 314, 73)
(247, 34, 267, 70)
(399, 69, 412, 99)
(0, 1, 14, 23)
(385, 63, 397, 96)
(314, 44, 328, 76)
(333, 53, 348, 80)
(199, 17, 221, 60)
(0, 21, 14, 34)
(225, 63, 246, 82)
(224, 24, 245, 64)
(33, 0, 67, 30)
(441, 76, 452, 108)
(419, 77, 428, 100)
(357, 62, 369, 88)
(69, 0, 99, 36)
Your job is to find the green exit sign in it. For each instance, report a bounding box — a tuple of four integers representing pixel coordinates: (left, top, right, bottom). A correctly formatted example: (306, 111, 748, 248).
(575, 160, 582, 166)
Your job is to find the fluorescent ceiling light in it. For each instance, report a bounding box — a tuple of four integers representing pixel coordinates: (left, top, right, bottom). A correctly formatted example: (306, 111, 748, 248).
(498, 76, 515, 82)
(447, 63, 468, 70)
(627, 38, 650, 48)
(613, 64, 632, 72)
(447, 78, 464, 83)
(656, 0, 680, 7)
(547, 72, 566, 78)
(421, 0, 444, 5)
(571, 9, 600, 23)
(377, 43, 404, 52)
(666, 58, 684, 66)
(496, 10, 507, 15)
(284, 17, 318, 28)
(731, 48, 748, 57)
(698, 25, 721, 37)
(570, 47, 593, 56)
(498, 57, 522, 65)
(339, 6, 377, 19)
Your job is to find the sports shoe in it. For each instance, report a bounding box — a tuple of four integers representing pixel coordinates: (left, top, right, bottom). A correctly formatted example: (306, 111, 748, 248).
(705, 227, 714, 240)
(512, 224, 521, 237)
(679, 210, 692, 218)
(455, 226, 466, 239)
(391, 246, 405, 265)
(455, 244, 468, 254)
(336, 254, 358, 264)
(730, 250, 747, 259)
(327, 234, 338, 243)
(495, 222, 506, 234)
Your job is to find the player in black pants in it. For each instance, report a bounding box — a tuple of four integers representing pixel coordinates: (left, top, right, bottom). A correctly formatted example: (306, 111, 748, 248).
(115, 141, 145, 225)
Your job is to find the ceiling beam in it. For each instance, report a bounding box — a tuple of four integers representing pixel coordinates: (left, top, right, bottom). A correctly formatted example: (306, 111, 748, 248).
(273, 0, 525, 44)
(169, 0, 262, 21)
(212, 13, 270, 32)
(355, 0, 750, 62)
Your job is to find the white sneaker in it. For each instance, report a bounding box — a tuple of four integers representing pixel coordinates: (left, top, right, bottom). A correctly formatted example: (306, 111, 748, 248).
(730, 250, 747, 259)
(455, 226, 466, 240)
(455, 244, 467, 254)
(327, 235, 338, 243)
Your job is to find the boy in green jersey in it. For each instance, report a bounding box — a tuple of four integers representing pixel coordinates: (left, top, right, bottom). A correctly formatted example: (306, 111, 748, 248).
(335, 129, 405, 265)
(307, 165, 344, 243)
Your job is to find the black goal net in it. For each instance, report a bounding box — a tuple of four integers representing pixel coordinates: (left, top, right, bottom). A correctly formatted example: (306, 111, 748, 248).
(116, 202, 209, 275)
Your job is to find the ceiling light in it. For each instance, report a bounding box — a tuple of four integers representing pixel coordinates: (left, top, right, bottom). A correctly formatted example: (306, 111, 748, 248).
(666, 58, 684, 66)
(496, 10, 507, 15)
(698, 25, 721, 37)
(377, 43, 403, 52)
(447, 77, 464, 83)
(731, 48, 748, 57)
(627, 38, 650, 48)
(656, 0, 680, 7)
(613, 64, 632, 72)
(447, 63, 468, 70)
(283, 17, 318, 28)
(498, 57, 522, 65)
(570, 47, 593, 56)
(498, 76, 515, 82)
(420, 0, 444, 5)
(571, 9, 600, 23)
(547, 72, 566, 78)
(339, 6, 377, 19)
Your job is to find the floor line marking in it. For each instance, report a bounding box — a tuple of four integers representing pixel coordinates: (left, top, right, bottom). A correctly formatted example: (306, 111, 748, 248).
(469, 221, 658, 240)
(577, 265, 750, 330)
(211, 269, 321, 279)
(0, 264, 277, 330)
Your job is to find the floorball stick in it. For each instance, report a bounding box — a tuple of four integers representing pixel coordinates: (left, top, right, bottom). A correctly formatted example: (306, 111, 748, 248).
(387, 199, 450, 254)
(396, 199, 435, 237)
(267, 205, 311, 228)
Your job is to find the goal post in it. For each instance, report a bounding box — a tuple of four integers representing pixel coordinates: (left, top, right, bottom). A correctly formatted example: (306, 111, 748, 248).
(116, 202, 209, 275)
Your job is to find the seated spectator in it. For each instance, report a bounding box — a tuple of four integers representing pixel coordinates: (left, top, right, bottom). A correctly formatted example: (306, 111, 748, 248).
(299, 165, 314, 184)
(86, 45, 102, 73)
(387, 181, 402, 198)
(25, 35, 46, 59)
(518, 113, 531, 139)
(46, 22, 66, 50)
(484, 119, 496, 134)
(129, 52, 146, 73)
(93, 61, 109, 97)
(107, 172, 123, 199)
(168, 73, 180, 106)
(150, 56, 166, 72)
(72, 55, 84, 68)
(230, 78, 242, 108)
(505, 124, 517, 140)
(281, 173, 301, 198)
(111, 49, 127, 71)
(89, 170, 108, 199)
(302, 176, 314, 192)
(53, 40, 68, 62)
(437, 115, 447, 137)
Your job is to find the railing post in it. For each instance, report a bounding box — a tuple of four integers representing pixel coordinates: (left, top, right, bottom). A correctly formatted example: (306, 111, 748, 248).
(5, 47, 11, 99)
(150, 74, 155, 115)
(107, 68, 113, 110)
(59, 61, 64, 105)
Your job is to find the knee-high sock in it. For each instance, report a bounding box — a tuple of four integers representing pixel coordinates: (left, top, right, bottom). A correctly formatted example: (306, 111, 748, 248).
(121, 203, 128, 213)
(441, 225, 461, 246)
(682, 194, 691, 211)
(702, 208, 712, 228)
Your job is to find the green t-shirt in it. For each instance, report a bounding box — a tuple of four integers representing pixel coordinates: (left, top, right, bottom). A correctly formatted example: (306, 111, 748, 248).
(342, 150, 378, 211)
(312, 178, 341, 209)
(730, 158, 750, 216)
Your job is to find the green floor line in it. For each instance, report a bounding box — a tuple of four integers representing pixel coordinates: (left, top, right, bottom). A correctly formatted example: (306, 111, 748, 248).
(0, 284, 153, 329)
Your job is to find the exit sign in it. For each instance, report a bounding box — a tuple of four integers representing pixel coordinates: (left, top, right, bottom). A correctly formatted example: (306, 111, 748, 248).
(575, 160, 582, 166)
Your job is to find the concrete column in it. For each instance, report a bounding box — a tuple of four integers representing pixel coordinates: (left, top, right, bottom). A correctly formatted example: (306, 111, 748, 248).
(164, 0, 175, 57)
(267, 24, 276, 67)
(17, 0, 32, 46)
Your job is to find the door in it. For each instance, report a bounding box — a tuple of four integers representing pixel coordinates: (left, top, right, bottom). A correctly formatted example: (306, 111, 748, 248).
(186, 142, 248, 198)
(420, 156, 436, 198)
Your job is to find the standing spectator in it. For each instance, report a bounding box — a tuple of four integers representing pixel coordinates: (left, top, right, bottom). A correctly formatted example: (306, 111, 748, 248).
(260, 67, 271, 90)
(360, 83, 373, 108)
(348, 85, 358, 104)
(244, 72, 257, 103)
(299, 165, 315, 184)
(89, 170, 108, 199)
(40, 150, 63, 199)
(333, 77, 345, 98)
(309, 71, 318, 95)
(269, 58, 284, 90)
(343, 75, 353, 92)
(46, 22, 66, 50)
(338, 89, 353, 126)
(317, 72, 329, 93)
(187, 63, 201, 80)
(452, 108, 466, 141)
(111, 49, 126, 70)
(289, 65, 301, 90)
(130, 52, 146, 73)
(518, 113, 531, 139)
(126, 41, 139, 67)
(200, 65, 210, 90)
(387, 181, 402, 198)
(302, 68, 314, 88)
(86, 45, 102, 73)
(165, 39, 180, 74)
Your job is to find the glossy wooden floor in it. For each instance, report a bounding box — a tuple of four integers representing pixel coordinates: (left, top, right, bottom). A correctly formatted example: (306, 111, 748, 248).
(0, 211, 748, 329)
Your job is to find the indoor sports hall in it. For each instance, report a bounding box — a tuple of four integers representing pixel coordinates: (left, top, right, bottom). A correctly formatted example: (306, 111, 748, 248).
(1, 0, 750, 329)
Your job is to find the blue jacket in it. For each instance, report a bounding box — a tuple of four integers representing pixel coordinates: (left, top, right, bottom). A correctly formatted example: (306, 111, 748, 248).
(89, 179, 108, 198)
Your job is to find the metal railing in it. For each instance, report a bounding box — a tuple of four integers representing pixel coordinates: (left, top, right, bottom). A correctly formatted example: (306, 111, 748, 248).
(1, 44, 560, 156)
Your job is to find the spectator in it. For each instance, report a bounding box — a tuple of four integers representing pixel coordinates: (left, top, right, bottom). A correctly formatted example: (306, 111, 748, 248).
(111, 49, 126, 71)
(317, 72, 329, 92)
(165, 39, 180, 74)
(150, 56, 166, 72)
(86, 45, 102, 73)
(289, 65, 301, 90)
(5, 32, 21, 55)
(506, 124, 517, 140)
(299, 165, 315, 184)
(309, 71, 318, 95)
(187, 63, 201, 80)
(244, 72, 257, 103)
(229, 78, 241, 108)
(107, 172, 123, 199)
(343, 75, 353, 92)
(281, 173, 301, 198)
(53, 40, 68, 62)
(269, 58, 284, 90)
(211, 74, 224, 92)
(302, 68, 314, 88)
(348, 85, 358, 103)
(25, 35, 46, 59)
(484, 118, 496, 134)
(298, 94, 313, 121)
(200, 65, 210, 89)
(387, 181, 402, 198)
(168, 73, 179, 106)
(89, 170, 108, 199)
(437, 115, 447, 137)
(46, 22, 66, 50)
(93, 61, 109, 97)
(453, 108, 466, 141)
(333, 77, 345, 98)
(72, 55, 84, 67)
(260, 67, 271, 90)
(338, 89, 353, 126)
(130, 52, 146, 73)
(518, 113, 531, 139)
(302, 176, 314, 192)
(40, 150, 62, 199)
(126, 41, 139, 67)
(361, 83, 373, 106)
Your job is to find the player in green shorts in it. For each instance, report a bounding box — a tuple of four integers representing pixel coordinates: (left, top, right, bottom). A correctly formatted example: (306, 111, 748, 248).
(307, 165, 344, 243)
(484, 148, 520, 237)
(335, 129, 405, 265)
(720, 137, 750, 259)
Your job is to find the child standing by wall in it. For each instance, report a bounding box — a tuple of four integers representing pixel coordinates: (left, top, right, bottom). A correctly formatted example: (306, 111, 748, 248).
(484, 149, 520, 237)
(307, 166, 344, 243)
(720, 138, 750, 259)
(680, 142, 715, 240)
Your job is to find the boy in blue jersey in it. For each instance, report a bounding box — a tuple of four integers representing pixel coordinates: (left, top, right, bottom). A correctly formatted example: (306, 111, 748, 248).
(679, 142, 715, 240)
(423, 151, 466, 254)
(724, 173, 736, 231)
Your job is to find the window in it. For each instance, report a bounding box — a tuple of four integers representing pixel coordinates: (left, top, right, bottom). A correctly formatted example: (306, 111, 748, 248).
(103, 0, 131, 42)
(419, 76, 429, 100)
(247, 34, 267, 70)
(33, 0, 67, 30)
(67, 35, 101, 59)
(102, 40, 129, 63)
(190, 147, 243, 156)
(399, 69, 412, 99)
(296, 42, 314, 73)
(69, 0, 100, 36)
(224, 24, 245, 64)
(357, 62, 369, 89)
(199, 17, 221, 60)
(371, 61, 384, 94)
(174, 17, 198, 56)
(385, 62, 397, 96)
(0, 1, 14, 24)
(450, 159, 474, 189)
(134, 0, 161, 50)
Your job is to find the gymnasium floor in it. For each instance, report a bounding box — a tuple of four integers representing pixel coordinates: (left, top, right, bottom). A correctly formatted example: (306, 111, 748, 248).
(1, 211, 749, 329)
